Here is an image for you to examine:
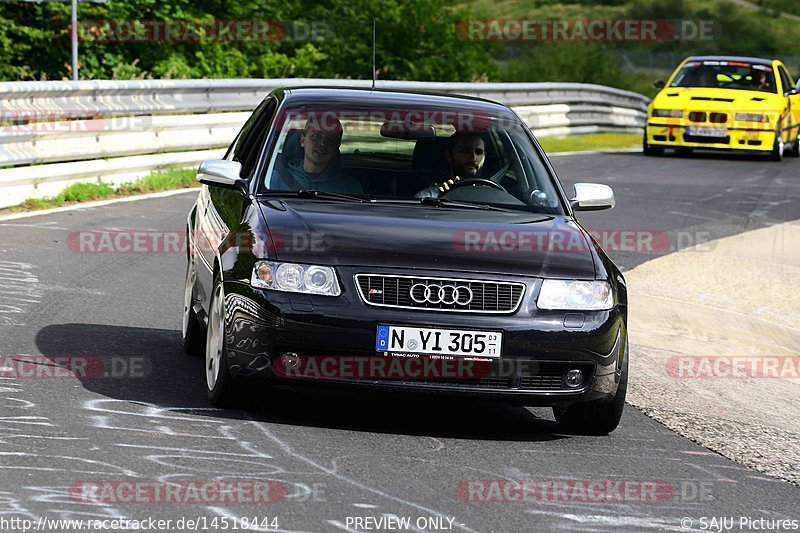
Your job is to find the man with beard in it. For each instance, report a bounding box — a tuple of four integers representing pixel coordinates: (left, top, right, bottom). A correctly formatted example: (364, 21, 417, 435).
(415, 132, 486, 198)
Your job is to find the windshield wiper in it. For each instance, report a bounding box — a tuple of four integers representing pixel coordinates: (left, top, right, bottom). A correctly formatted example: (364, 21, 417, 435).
(261, 190, 367, 202)
(417, 197, 516, 212)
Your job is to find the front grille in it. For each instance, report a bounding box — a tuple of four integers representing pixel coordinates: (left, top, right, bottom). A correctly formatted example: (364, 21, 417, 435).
(709, 112, 728, 123)
(355, 274, 525, 313)
(688, 111, 706, 122)
(684, 134, 730, 145)
(333, 360, 594, 392)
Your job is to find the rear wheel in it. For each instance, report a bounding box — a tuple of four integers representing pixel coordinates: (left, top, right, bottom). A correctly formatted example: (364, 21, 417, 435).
(205, 277, 238, 407)
(553, 338, 628, 435)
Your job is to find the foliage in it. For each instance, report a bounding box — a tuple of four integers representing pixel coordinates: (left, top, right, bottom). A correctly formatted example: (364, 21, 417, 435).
(0, 0, 493, 82)
(9, 167, 197, 212)
(1, 0, 798, 93)
(537, 132, 640, 153)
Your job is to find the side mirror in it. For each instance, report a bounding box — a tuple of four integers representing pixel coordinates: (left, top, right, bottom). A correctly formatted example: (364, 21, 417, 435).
(653, 80, 666, 89)
(570, 183, 615, 212)
(197, 160, 248, 193)
(786, 88, 798, 96)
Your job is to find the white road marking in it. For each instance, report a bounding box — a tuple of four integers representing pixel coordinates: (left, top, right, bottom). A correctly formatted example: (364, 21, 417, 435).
(0, 223, 69, 231)
(249, 419, 480, 533)
(0, 188, 199, 222)
(668, 211, 718, 221)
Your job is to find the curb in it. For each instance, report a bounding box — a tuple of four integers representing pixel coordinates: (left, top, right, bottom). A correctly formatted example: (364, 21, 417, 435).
(0, 188, 200, 222)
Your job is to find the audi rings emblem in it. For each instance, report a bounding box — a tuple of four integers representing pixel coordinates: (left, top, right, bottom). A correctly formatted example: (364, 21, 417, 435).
(410, 283, 473, 305)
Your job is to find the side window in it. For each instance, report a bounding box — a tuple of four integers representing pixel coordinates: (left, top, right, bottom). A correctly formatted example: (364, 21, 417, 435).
(230, 99, 277, 179)
(778, 67, 793, 95)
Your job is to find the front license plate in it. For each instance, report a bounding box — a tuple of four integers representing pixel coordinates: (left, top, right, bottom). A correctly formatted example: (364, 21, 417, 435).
(687, 126, 727, 138)
(376, 325, 502, 358)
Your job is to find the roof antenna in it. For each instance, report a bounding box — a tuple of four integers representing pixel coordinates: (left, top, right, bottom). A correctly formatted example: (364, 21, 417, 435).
(371, 20, 376, 91)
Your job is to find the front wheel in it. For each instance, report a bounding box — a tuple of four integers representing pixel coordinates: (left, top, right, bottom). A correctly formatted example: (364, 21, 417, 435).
(181, 253, 205, 356)
(205, 278, 238, 407)
(642, 130, 663, 156)
(770, 132, 784, 161)
(785, 131, 800, 158)
(553, 338, 628, 435)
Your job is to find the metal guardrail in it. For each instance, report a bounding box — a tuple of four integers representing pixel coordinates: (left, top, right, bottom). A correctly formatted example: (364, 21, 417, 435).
(0, 79, 649, 208)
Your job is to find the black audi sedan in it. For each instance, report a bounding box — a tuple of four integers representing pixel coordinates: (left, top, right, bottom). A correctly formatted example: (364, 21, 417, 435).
(182, 87, 628, 434)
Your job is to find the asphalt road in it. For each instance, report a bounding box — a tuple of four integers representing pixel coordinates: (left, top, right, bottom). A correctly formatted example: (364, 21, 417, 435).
(1, 151, 799, 533)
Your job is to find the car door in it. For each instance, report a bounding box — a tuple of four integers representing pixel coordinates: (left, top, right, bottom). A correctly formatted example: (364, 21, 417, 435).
(196, 98, 277, 302)
(777, 64, 798, 144)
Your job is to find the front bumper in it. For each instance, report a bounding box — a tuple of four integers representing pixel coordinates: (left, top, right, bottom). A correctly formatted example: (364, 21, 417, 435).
(221, 267, 627, 407)
(646, 120, 775, 152)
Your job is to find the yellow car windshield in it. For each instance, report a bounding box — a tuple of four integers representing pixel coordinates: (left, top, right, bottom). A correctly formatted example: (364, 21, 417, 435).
(670, 61, 777, 94)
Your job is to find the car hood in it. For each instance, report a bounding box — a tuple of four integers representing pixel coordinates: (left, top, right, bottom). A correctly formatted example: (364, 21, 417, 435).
(256, 199, 597, 279)
(652, 87, 782, 111)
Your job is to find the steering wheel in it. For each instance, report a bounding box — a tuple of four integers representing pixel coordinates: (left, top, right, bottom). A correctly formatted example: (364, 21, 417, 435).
(440, 178, 508, 194)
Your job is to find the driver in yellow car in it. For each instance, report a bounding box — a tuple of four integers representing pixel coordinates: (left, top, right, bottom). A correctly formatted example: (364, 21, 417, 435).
(415, 132, 486, 198)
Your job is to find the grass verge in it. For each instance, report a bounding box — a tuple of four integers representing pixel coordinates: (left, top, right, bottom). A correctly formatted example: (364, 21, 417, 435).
(2, 166, 198, 215)
(538, 133, 641, 154)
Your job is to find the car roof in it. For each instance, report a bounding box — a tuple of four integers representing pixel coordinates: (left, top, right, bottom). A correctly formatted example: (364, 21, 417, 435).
(278, 87, 520, 119)
(686, 56, 776, 66)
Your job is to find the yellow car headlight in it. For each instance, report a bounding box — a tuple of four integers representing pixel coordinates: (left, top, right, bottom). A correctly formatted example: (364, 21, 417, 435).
(734, 113, 768, 124)
(651, 109, 683, 118)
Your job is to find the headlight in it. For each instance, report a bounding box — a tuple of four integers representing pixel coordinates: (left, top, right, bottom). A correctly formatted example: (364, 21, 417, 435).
(651, 109, 683, 118)
(537, 280, 614, 310)
(734, 113, 768, 123)
(251, 261, 341, 296)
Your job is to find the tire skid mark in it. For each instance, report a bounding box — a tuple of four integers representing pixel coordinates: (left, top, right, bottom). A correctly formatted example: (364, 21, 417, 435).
(248, 418, 479, 533)
(0, 261, 41, 326)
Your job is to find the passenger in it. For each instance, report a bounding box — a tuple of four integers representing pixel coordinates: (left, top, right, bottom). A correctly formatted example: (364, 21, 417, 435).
(415, 132, 486, 198)
(697, 68, 717, 88)
(272, 116, 362, 194)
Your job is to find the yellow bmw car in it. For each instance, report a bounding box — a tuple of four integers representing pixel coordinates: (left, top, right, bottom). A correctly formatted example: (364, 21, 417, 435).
(644, 55, 800, 160)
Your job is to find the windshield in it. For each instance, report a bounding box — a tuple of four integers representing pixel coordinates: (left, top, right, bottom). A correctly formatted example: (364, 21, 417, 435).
(670, 60, 777, 93)
(259, 105, 564, 215)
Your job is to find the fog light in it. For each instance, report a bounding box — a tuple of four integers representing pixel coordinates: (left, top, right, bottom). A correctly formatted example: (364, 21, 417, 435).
(565, 369, 584, 388)
(281, 352, 300, 369)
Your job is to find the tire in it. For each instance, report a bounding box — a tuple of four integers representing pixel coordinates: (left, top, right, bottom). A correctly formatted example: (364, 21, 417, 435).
(205, 277, 239, 407)
(181, 252, 205, 356)
(786, 131, 800, 158)
(553, 337, 629, 435)
(642, 130, 663, 156)
(770, 131, 784, 161)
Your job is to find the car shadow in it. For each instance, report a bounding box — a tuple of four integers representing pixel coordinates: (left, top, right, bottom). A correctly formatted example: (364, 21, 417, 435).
(648, 150, 774, 162)
(35, 323, 566, 442)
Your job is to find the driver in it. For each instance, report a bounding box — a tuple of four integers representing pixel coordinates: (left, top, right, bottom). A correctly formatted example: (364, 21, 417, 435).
(415, 132, 486, 198)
